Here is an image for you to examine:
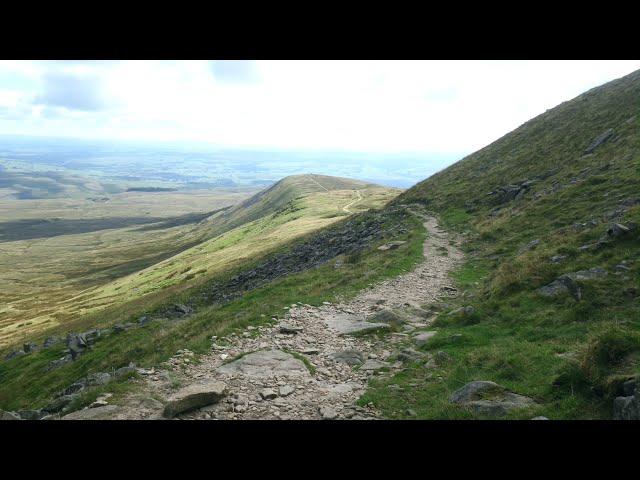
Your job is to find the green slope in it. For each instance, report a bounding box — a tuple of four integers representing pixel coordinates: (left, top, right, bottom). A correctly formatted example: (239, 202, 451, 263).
(361, 69, 640, 419)
(201, 174, 374, 235)
(0, 174, 397, 348)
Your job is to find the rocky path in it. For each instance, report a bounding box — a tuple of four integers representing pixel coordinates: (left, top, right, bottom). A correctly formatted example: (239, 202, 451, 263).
(100, 209, 463, 420)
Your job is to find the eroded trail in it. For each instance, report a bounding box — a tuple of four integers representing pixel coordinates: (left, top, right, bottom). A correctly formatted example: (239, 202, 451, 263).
(106, 210, 463, 420)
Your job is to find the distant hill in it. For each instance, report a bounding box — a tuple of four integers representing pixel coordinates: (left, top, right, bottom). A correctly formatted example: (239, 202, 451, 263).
(52, 174, 398, 329)
(202, 174, 375, 235)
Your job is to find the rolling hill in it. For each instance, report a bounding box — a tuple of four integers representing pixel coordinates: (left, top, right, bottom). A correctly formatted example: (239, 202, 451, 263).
(0, 174, 398, 347)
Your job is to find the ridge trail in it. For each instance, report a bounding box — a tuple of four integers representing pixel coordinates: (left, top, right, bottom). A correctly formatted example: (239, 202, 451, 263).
(99, 208, 463, 420)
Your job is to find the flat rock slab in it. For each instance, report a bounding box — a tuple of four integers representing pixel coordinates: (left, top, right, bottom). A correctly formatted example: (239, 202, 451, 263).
(163, 380, 227, 418)
(360, 359, 390, 371)
(216, 349, 310, 378)
(330, 349, 365, 366)
(61, 405, 120, 420)
(324, 313, 391, 336)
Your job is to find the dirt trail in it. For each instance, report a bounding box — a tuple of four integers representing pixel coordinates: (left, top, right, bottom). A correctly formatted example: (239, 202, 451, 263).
(342, 190, 363, 214)
(104, 209, 463, 420)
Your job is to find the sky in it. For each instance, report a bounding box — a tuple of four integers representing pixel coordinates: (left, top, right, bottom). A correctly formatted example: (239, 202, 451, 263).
(0, 60, 639, 155)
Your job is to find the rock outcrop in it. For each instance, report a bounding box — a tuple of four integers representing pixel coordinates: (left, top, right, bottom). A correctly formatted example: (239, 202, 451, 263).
(449, 381, 536, 417)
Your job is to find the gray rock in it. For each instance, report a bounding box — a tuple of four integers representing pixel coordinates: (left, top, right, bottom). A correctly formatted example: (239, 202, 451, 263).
(43, 395, 76, 413)
(360, 359, 389, 371)
(551, 255, 567, 264)
(47, 354, 73, 371)
(397, 348, 423, 363)
(23, 342, 38, 353)
(584, 128, 614, 154)
(623, 378, 637, 396)
(570, 267, 608, 281)
(299, 348, 320, 355)
(279, 385, 295, 397)
(4, 350, 26, 361)
(519, 239, 540, 254)
(413, 331, 437, 347)
(86, 372, 112, 386)
(330, 349, 365, 366)
(531, 416, 549, 420)
(173, 304, 192, 316)
(435, 351, 452, 364)
(61, 381, 86, 396)
(447, 306, 475, 317)
(216, 349, 310, 378)
(114, 364, 137, 378)
(449, 381, 536, 417)
(337, 321, 391, 336)
(0, 410, 21, 420)
(279, 324, 303, 334)
(369, 309, 404, 325)
(112, 323, 136, 333)
(606, 223, 631, 238)
(405, 409, 417, 417)
(377, 241, 406, 251)
(62, 405, 120, 420)
(538, 275, 582, 301)
(138, 316, 151, 326)
(259, 388, 277, 400)
(43, 336, 60, 348)
(319, 406, 338, 419)
(16, 409, 45, 420)
(613, 391, 640, 420)
(163, 380, 228, 418)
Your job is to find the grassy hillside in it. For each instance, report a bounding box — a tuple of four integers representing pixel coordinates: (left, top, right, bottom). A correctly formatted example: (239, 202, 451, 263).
(54, 176, 395, 325)
(0, 175, 397, 348)
(0, 190, 257, 347)
(362, 69, 640, 419)
(201, 174, 375, 234)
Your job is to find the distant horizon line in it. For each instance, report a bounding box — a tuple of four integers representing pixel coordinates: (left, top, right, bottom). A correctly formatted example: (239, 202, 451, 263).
(0, 132, 469, 158)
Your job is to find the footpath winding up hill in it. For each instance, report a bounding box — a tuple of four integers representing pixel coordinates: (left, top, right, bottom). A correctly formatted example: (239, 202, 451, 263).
(1, 70, 639, 420)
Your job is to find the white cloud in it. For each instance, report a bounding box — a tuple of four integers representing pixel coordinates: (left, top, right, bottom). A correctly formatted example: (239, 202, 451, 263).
(0, 60, 638, 153)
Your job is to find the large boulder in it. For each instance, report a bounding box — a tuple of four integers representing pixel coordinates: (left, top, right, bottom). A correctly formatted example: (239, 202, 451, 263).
(449, 381, 536, 417)
(16, 409, 45, 420)
(163, 380, 228, 418)
(538, 275, 582, 301)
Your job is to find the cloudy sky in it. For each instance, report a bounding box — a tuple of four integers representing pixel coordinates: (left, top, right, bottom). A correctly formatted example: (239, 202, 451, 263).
(0, 60, 638, 154)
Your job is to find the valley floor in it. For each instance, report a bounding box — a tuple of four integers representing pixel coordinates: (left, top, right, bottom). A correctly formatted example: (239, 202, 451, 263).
(74, 212, 462, 420)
